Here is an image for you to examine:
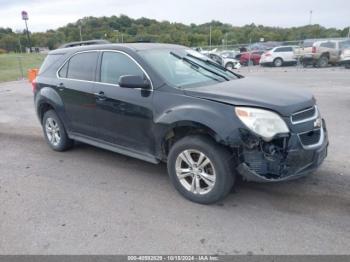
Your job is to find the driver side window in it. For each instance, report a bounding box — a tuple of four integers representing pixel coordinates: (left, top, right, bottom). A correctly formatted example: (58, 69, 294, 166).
(100, 52, 144, 85)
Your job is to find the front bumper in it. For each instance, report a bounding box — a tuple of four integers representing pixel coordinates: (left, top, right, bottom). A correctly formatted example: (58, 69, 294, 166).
(339, 59, 350, 66)
(236, 119, 328, 182)
(259, 56, 273, 65)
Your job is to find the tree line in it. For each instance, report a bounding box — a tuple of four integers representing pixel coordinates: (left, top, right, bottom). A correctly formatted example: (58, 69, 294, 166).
(0, 15, 349, 52)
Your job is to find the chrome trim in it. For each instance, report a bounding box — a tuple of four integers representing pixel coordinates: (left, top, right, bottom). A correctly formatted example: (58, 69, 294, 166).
(56, 49, 154, 90)
(291, 105, 318, 125)
(298, 126, 324, 150)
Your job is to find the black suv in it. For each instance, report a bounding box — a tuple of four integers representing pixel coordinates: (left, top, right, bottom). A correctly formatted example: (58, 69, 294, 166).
(34, 43, 328, 204)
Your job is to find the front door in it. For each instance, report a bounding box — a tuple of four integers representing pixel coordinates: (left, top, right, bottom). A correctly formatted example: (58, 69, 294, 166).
(92, 51, 155, 154)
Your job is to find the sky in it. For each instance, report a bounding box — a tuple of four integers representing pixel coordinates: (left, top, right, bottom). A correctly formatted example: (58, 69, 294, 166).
(0, 0, 349, 32)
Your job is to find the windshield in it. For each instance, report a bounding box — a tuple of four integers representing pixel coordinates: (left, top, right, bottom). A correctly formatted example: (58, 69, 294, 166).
(139, 48, 238, 88)
(339, 40, 350, 50)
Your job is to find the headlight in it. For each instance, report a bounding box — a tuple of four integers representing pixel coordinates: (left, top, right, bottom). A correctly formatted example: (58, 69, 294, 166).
(235, 107, 289, 141)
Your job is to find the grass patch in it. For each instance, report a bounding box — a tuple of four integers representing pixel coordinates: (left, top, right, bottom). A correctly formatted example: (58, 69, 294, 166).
(0, 53, 46, 82)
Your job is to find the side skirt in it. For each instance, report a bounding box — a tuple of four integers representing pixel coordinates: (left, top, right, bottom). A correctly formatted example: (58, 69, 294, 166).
(69, 133, 160, 164)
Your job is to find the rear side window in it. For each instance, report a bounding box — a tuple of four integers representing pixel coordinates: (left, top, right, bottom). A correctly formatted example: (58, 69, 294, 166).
(39, 54, 63, 74)
(275, 47, 293, 52)
(58, 62, 68, 78)
(100, 52, 144, 85)
(66, 52, 98, 81)
(320, 42, 335, 49)
(339, 40, 350, 50)
(303, 41, 315, 48)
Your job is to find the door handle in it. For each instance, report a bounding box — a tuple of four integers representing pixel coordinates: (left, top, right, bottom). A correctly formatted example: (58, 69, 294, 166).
(94, 91, 107, 101)
(57, 83, 65, 91)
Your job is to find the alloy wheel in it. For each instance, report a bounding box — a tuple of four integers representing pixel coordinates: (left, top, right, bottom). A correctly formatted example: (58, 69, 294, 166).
(45, 117, 61, 146)
(175, 149, 216, 195)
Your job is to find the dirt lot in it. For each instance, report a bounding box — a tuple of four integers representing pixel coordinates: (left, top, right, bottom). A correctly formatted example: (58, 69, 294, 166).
(0, 67, 350, 255)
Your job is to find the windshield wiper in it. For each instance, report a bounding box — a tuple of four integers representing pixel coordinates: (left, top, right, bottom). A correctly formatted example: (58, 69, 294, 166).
(186, 53, 242, 78)
(170, 52, 229, 81)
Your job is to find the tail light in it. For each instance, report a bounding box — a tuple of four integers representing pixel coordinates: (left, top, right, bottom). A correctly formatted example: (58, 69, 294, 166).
(31, 79, 37, 92)
(312, 46, 316, 53)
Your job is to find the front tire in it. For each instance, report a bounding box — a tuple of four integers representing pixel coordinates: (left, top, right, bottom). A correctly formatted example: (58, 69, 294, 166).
(43, 110, 73, 151)
(225, 62, 234, 70)
(167, 135, 235, 204)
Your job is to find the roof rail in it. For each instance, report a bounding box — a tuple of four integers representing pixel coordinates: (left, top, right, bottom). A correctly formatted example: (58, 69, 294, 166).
(58, 39, 111, 49)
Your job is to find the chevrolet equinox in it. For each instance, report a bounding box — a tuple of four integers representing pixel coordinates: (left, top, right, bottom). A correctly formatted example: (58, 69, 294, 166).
(34, 43, 328, 204)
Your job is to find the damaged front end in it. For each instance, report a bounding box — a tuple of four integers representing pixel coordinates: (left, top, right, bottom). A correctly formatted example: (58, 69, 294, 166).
(233, 107, 328, 182)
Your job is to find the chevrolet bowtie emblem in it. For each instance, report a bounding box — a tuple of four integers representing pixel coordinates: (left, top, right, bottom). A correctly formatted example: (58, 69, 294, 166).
(314, 118, 322, 128)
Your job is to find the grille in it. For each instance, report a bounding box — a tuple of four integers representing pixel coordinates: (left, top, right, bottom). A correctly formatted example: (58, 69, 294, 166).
(291, 106, 317, 123)
(299, 129, 321, 146)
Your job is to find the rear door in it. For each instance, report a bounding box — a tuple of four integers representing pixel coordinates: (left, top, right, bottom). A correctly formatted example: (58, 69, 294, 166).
(320, 42, 337, 62)
(57, 51, 99, 137)
(276, 46, 295, 62)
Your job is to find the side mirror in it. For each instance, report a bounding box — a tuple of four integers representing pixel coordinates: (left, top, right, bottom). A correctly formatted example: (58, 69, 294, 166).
(118, 75, 150, 89)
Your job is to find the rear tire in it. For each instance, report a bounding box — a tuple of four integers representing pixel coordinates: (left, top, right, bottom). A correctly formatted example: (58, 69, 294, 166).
(273, 58, 283, 67)
(317, 55, 329, 68)
(42, 110, 73, 151)
(167, 135, 235, 204)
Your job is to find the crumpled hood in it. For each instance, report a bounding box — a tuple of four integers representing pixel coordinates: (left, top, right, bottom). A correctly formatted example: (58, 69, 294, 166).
(183, 77, 315, 116)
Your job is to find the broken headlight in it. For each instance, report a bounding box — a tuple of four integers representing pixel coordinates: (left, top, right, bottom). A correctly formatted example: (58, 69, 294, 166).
(235, 107, 289, 142)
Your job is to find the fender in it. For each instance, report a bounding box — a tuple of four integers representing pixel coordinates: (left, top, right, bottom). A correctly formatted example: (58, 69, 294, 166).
(35, 86, 70, 130)
(153, 100, 244, 158)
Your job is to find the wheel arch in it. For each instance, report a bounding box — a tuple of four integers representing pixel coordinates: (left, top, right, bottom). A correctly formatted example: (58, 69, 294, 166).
(320, 52, 330, 58)
(273, 57, 284, 63)
(35, 86, 65, 124)
(38, 102, 55, 123)
(159, 120, 227, 161)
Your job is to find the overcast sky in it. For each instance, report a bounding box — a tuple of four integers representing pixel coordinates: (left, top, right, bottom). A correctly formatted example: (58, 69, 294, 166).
(0, 0, 349, 32)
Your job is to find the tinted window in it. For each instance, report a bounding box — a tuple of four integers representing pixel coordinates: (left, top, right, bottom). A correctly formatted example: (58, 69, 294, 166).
(303, 41, 315, 47)
(275, 47, 293, 52)
(100, 52, 144, 85)
(320, 42, 335, 49)
(58, 62, 68, 78)
(39, 54, 62, 74)
(339, 40, 350, 50)
(67, 52, 98, 81)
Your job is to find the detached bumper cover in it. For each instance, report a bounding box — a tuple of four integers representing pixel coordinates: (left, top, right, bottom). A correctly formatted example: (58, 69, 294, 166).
(236, 119, 328, 182)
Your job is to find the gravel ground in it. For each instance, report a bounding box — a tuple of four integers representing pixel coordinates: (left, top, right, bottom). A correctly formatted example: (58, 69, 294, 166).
(0, 66, 349, 255)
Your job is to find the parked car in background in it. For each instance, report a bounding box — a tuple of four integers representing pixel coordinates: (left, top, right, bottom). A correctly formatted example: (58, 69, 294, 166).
(240, 50, 264, 66)
(220, 50, 240, 60)
(340, 48, 350, 68)
(260, 46, 297, 67)
(207, 52, 241, 69)
(294, 39, 350, 67)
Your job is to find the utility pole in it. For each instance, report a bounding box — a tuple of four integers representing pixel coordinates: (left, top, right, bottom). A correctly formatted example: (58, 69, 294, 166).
(79, 25, 82, 41)
(209, 25, 212, 49)
(114, 30, 119, 43)
(18, 37, 22, 53)
(309, 10, 313, 25)
(21, 11, 32, 52)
